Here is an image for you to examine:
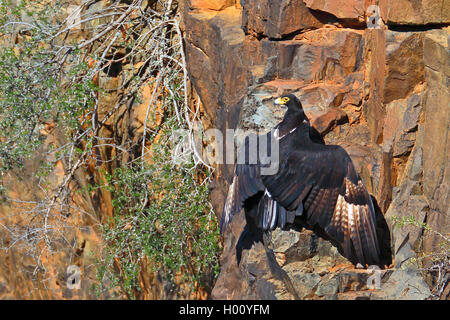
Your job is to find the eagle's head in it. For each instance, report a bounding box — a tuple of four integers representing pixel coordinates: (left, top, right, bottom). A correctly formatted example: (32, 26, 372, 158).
(274, 94, 303, 112)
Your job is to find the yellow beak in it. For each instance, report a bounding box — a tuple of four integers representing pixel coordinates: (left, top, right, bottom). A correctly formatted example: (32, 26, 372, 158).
(274, 98, 285, 105)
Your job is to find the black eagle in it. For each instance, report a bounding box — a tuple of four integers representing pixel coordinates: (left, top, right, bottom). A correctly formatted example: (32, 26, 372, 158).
(220, 94, 381, 267)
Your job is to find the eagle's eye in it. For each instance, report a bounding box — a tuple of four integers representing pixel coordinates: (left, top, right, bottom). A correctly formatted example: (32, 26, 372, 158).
(282, 97, 290, 103)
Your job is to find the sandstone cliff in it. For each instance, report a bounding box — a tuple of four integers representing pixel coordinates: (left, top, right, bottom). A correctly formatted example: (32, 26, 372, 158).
(182, 0, 449, 300)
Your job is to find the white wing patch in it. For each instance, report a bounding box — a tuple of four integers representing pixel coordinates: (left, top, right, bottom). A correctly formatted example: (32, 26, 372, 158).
(266, 191, 278, 230)
(273, 127, 298, 140)
(222, 176, 237, 231)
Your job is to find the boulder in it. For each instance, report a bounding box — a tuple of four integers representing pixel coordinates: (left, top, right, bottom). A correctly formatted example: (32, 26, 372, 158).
(384, 31, 424, 104)
(304, 0, 365, 21)
(387, 0, 450, 25)
(241, 0, 326, 39)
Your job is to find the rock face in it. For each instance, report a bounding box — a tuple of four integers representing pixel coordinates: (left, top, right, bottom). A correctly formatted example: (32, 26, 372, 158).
(182, 1, 449, 300)
(303, 0, 365, 21)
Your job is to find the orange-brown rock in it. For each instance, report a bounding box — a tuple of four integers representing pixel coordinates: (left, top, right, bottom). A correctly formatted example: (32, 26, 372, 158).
(363, 28, 386, 143)
(277, 29, 364, 82)
(384, 31, 424, 104)
(183, 6, 246, 126)
(420, 29, 450, 269)
(304, 0, 365, 20)
(310, 108, 349, 135)
(387, 0, 450, 25)
(188, 0, 235, 11)
(241, 0, 326, 39)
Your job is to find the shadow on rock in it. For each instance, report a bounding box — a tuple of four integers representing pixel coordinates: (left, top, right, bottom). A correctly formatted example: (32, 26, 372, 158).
(235, 225, 262, 266)
(371, 195, 393, 267)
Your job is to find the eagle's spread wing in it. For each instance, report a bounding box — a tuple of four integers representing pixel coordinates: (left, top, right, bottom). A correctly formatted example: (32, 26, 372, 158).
(220, 133, 266, 233)
(220, 162, 265, 233)
(262, 144, 380, 266)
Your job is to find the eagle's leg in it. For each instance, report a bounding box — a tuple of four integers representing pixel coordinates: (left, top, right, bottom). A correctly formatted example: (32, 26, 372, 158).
(262, 231, 300, 300)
